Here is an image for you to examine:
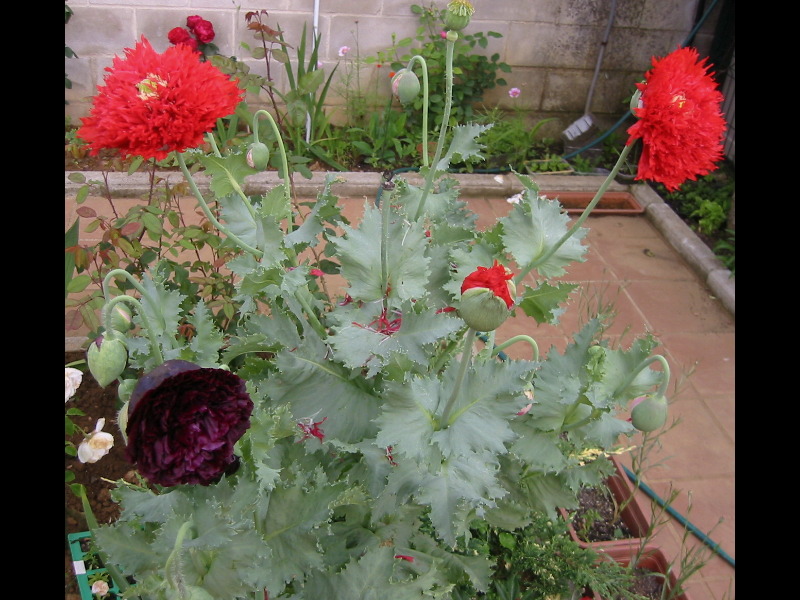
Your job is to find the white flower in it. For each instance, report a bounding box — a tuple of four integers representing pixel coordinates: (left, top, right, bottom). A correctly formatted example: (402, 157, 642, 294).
(338, 45, 350, 57)
(506, 193, 523, 204)
(65, 367, 83, 403)
(78, 418, 115, 464)
(91, 580, 110, 596)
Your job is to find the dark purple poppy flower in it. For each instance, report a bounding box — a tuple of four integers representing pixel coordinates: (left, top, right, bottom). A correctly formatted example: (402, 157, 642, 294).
(125, 360, 254, 487)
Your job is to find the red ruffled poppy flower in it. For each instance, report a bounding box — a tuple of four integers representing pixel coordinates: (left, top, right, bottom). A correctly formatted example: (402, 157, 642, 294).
(460, 260, 515, 309)
(626, 46, 727, 192)
(77, 36, 243, 161)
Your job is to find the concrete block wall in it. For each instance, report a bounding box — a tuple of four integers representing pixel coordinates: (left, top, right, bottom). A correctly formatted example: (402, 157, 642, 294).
(65, 0, 709, 139)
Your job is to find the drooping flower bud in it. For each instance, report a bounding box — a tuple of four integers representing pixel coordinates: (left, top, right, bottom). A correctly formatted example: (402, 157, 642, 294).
(87, 336, 128, 387)
(458, 261, 516, 331)
(391, 69, 421, 105)
(630, 394, 668, 432)
(109, 303, 134, 332)
(444, 0, 474, 31)
(246, 141, 270, 171)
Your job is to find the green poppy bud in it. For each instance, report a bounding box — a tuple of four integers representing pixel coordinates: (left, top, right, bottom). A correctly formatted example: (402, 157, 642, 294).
(109, 303, 134, 332)
(117, 400, 130, 445)
(246, 141, 270, 171)
(630, 394, 668, 432)
(117, 378, 137, 404)
(87, 336, 128, 387)
(391, 69, 421, 105)
(444, 0, 474, 31)
(182, 586, 215, 600)
(459, 287, 512, 331)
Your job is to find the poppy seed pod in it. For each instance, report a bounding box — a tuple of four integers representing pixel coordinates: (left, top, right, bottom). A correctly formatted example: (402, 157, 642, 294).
(444, 0, 474, 31)
(87, 336, 128, 387)
(630, 394, 668, 432)
(246, 141, 270, 171)
(391, 69, 421, 105)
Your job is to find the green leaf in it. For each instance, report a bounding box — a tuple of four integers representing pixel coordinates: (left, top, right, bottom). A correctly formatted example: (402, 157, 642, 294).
(434, 123, 492, 173)
(65, 219, 80, 298)
(518, 281, 578, 324)
(197, 153, 258, 199)
(500, 185, 588, 278)
(66, 273, 91, 293)
(330, 203, 431, 302)
(269, 334, 382, 443)
(187, 301, 224, 366)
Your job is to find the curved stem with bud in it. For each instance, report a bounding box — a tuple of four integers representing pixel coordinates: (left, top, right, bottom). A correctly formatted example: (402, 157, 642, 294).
(414, 36, 456, 221)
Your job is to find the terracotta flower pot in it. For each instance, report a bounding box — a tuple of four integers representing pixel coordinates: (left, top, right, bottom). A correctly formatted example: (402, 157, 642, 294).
(559, 456, 650, 554)
(596, 545, 694, 600)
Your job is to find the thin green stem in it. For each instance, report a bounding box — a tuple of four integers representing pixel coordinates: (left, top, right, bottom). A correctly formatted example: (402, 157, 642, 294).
(414, 38, 455, 221)
(176, 151, 263, 258)
(563, 353, 671, 432)
(253, 110, 292, 213)
(294, 287, 327, 339)
(205, 132, 223, 158)
(103, 295, 165, 364)
(101, 268, 163, 339)
(164, 520, 194, 594)
(406, 55, 429, 168)
(491, 335, 540, 361)
(380, 185, 394, 312)
(439, 327, 476, 427)
(513, 143, 634, 285)
(615, 354, 671, 399)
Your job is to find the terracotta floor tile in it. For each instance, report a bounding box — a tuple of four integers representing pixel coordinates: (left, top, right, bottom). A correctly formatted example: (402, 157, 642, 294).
(621, 279, 735, 336)
(658, 332, 735, 396)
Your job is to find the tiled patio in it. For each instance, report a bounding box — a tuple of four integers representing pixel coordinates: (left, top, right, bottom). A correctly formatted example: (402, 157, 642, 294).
(65, 175, 734, 599)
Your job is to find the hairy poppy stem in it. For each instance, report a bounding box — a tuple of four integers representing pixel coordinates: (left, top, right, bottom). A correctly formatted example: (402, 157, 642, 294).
(103, 294, 165, 363)
(439, 327, 476, 427)
(176, 151, 264, 258)
(414, 39, 455, 221)
(513, 142, 634, 285)
(405, 55, 430, 168)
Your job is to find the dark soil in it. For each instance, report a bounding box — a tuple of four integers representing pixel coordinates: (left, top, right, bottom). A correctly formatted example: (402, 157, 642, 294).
(65, 350, 136, 599)
(571, 485, 634, 543)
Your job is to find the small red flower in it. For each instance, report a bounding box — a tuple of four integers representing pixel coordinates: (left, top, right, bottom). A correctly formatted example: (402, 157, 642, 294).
(394, 554, 415, 562)
(77, 37, 242, 161)
(309, 268, 324, 277)
(167, 27, 198, 51)
(626, 46, 726, 192)
(460, 260, 515, 309)
(298, 416, 327, 442)
(187, 15, 215, 44)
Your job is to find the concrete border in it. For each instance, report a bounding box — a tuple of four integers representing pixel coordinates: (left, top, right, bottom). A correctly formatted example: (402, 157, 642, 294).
(65, 171, 734, 317)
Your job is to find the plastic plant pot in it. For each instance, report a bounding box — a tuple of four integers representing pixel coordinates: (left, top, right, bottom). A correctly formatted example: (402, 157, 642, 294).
(67, 531, 121, 599)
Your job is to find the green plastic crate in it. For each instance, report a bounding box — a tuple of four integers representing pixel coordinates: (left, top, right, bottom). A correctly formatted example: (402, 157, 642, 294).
(67, 531, 120, 599)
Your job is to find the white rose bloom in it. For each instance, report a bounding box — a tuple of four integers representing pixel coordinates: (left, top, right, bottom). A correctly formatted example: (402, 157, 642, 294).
(78, 418, 115, 464)
(65, 367, 83, 402)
